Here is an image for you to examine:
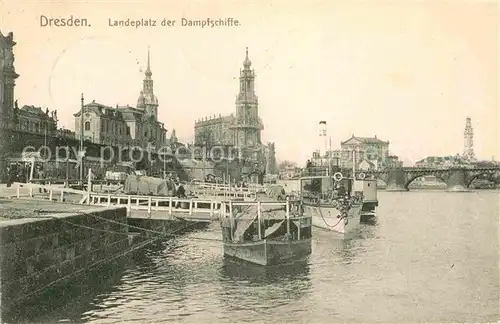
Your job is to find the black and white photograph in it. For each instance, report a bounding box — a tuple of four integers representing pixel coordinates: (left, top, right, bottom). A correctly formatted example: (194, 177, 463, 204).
(0, 1, 498, 323)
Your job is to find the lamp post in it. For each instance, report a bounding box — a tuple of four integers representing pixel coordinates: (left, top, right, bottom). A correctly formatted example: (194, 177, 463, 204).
(163, 150, 167, 179)
(79, 93, 84, 183)
(44, 117, 47, 149)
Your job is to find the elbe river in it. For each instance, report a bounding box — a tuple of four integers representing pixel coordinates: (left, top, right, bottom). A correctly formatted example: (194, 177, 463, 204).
(18, 190, 499, 323)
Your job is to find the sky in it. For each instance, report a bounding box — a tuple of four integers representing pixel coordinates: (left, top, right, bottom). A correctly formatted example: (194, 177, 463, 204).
(1, 0, 498, 165)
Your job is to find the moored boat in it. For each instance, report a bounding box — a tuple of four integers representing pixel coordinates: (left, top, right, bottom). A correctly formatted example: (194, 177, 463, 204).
(221, 197, 312, 266)
(353, 175, 378, 222)
(299, 172, 363, 235)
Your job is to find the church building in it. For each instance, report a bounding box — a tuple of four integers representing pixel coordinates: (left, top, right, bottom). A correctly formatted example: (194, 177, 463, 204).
(73, 49, 167, 149)
(193, 48, 279, 178)
(195, 48, 264, 149)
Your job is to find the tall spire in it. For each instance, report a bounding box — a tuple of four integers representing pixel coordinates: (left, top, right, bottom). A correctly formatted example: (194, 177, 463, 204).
(145, 46, 152, 77)
(138, 46, 158, 117)
(243, 47, 251, 69)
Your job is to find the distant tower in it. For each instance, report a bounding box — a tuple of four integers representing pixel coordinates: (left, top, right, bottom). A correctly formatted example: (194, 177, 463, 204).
(463, 117, 475, 161)
(170, 128, 178, 144)
(136, 47, 159, 120)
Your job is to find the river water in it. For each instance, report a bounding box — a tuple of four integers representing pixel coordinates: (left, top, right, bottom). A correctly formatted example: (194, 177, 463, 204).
(17, 190, 500, 323)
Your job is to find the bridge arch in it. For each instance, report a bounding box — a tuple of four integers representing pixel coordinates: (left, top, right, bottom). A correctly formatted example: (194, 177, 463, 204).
(466, 170, 500, 188)
(406, 174, 446, 189)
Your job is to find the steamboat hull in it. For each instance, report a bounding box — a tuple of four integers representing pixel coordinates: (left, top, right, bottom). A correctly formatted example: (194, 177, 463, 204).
(361, 200, 378, 221)
(303, 203, 362, 234)
(223, 239, 312, 266)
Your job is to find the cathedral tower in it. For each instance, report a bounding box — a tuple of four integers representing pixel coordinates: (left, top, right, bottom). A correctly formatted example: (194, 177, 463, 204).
(136, 47, 159, 120)
(231, 47, 263, 148)
(463, 117, 475, 161)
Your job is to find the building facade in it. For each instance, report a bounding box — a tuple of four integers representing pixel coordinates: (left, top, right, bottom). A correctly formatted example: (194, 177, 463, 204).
(0, 32, 59, 143)
(0, 31, 19, 129)
(73, 49, 167, 150)
(340, 134, 390, 169)
(194, 114, 235, 146)
(13, 104, 58, 136)
(309, 134, 401, 170)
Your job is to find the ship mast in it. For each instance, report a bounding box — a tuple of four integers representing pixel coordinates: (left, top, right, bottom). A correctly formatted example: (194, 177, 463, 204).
(319, 121, 328, 176)
(352, 149, 356, 179)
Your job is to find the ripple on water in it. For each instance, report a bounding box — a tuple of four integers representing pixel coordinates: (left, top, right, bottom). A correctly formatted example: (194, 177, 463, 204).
(19, 191, 500, 323)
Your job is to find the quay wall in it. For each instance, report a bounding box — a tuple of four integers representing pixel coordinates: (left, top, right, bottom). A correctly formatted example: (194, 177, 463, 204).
(0, 206, 130, 317)
(127, 217, 208, 245)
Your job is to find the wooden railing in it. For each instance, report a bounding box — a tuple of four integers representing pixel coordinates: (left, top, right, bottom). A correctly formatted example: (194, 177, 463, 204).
(9, 183, 306, 223)
(229, 199, 301, 218)
(13, 182, 88, 204)
(190, 182, 267, 194)
(188, 187, 256, 200)
(224, 198, 310, 241)
(87, 193, 225, 220)
(10, 182, 225, 221)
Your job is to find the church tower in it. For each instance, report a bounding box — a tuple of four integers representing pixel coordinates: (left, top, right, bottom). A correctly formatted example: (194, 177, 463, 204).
(136, 47, 159, 120)
(0, 31, 19, 129)
(231, 47, 263, 148)
(463, 117, 475, 161)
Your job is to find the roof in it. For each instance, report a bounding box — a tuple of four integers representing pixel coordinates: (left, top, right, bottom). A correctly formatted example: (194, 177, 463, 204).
(19, 105, 47, 116)
(195, 114, 235, 126)
(72, 101, 166, 128)
(358, 159, 376, 167)
(341, 135, 389, 145)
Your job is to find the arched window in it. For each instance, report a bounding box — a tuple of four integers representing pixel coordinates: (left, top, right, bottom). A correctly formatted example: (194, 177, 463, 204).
(84, 121, 91, 131)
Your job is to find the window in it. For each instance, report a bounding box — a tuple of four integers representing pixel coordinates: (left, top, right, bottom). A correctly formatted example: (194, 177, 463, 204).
(126, 126, 130, 135)
(84, 121, 91, 131)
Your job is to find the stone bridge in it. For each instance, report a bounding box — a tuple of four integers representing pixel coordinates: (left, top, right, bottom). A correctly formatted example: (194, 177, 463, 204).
(357, 167, 500, 191)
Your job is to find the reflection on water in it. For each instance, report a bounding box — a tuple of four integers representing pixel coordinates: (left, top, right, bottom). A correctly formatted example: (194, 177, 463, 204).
(7, 256, 130, 324)
(217, 259, 312, 314)
(9, 191, 500, 323)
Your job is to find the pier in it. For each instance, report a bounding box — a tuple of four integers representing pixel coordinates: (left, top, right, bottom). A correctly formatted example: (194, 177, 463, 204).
(0, 182, 226, 316)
